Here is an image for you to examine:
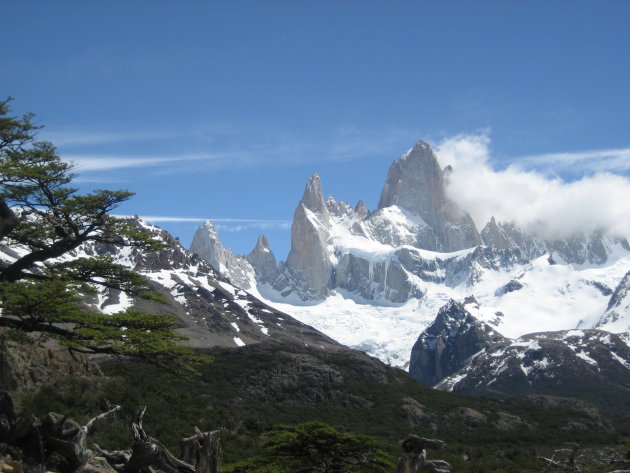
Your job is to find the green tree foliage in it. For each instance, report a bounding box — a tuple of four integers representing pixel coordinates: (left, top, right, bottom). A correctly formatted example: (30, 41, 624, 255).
(225, 421, 395, 473)
(0, 97, 208, 372)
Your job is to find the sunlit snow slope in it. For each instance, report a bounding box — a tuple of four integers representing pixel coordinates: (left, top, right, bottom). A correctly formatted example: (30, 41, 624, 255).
(252, 248, 630, 369)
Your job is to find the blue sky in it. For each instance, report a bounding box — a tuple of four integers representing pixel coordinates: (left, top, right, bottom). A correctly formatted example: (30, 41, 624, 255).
(2, 1, 629, 259)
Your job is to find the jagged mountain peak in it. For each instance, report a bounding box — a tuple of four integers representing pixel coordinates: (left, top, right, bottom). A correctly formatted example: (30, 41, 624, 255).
(354, 199, 368, 219)
(200, 219, 219, 233)
(480, 216, 629, 265)
(607, 271, 630, 312)
(436, 329, 630, 406)
(190, 219, 253, 289)
(301, 173, 327, 214)
(377, 140, 443, 216)
(404, 139, 433, 156)
(246, 234, 279, 284)
(376, 141, 481, 252)
(253, 234, 271, 252)
(409, 299, 508, 386)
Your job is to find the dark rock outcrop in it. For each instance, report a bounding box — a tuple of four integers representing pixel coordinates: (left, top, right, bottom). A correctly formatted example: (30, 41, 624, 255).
(408, 300, 507, 386)
(0, 332, 101, 392)
(437, 329, 630, 411)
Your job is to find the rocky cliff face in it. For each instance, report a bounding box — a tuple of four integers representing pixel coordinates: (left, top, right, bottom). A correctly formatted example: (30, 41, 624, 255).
(480, 218, 548, 261)
(190, 220, 253, 289)
(480, 218, 628, 266)
(596, 271, 630, 332)
(0, 331, 102, 392)
(405, 295, 630, 410)
(283, 174, 334, 299)
(409, 300, 507, 386)
(377, 140, 482, 252)
(246, 234, 280, 284)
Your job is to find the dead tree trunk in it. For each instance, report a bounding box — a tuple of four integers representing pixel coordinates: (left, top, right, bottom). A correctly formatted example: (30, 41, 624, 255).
(395, 435, 452, 473)
(180, 428, 221, 473)
(538, 443, 582, 473)
(107, 406, 221, 473)
(123, 406, 194, 473)
(38, 404, 120, 471)
(92, 444, 130, 473)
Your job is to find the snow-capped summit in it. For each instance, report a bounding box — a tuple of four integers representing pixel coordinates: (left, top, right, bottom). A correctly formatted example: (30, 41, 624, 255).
(377, 140, 481, 252)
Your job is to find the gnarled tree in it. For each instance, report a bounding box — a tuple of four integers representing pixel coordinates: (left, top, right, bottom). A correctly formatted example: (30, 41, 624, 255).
(0, 97, 207, 373)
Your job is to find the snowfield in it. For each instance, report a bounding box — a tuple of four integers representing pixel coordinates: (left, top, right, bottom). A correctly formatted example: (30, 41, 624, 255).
(253, 250, 630, 369)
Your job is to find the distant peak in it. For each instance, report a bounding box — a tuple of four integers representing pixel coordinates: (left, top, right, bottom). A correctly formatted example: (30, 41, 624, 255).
(413, 139, 431, 150)
(202, 219, 218, 231)
(377, 140, 443, 214)
(256, 234, 270, 249)
(300, 173, 327, 214)
(355, 199, 368, 218)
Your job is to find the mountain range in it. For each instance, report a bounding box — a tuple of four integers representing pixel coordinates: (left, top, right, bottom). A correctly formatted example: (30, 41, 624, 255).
(4, 139, 628, 406)
(188, 140, 630, 390)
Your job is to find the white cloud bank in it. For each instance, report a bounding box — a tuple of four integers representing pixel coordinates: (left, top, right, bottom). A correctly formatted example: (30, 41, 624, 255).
(435, 134, 630, 240)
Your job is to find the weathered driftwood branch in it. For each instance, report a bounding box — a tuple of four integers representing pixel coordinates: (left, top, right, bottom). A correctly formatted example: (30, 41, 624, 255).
(41, 404, 120, 470)
(395, 435, 452, 473)
(180, 427, 222, 473)
(123, 406, 194, 473)
(112, 406, 222, 473)
(538, 443, 582, 473)
(92, 444, 131, 472)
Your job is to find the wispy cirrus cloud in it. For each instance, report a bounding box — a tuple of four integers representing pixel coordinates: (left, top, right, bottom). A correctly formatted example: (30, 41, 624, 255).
(64, 152, 238, 171)
(54, 124, 420, 175)
(40, 129, 181, 147)
(118, 215, 289, 224)
(215, 222, 291, 232)
(113, 215, 291, 231)
(519, 147, 630, 174)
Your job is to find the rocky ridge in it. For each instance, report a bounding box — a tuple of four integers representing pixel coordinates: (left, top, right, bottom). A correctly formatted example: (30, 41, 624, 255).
(0, 218, 342, 352)
(408, 300, 507, 386)
(596, 271, 630, 333)
(409, 299, 630, 411)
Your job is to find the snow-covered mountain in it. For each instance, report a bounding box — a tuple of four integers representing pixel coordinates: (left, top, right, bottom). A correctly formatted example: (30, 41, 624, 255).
(0, 218, 341, 352)
(190, 140, 630, 369)
(407, 299, 630, 406)
(596, 271, 630, 332)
